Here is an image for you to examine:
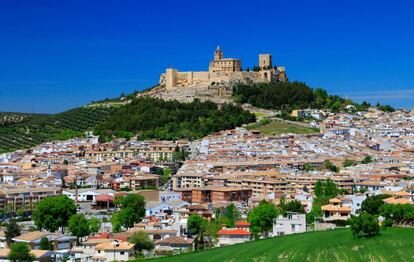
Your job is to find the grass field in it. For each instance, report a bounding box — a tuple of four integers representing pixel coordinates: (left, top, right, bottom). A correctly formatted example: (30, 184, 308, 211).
(148, 228, 414, 262)
(247, 119, 319, 135)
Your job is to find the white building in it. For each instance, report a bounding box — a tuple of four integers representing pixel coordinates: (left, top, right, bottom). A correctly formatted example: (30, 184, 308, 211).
(92, 240, 135, 262)
(272, 212, 306, 236)
(217, 228, 251, 246)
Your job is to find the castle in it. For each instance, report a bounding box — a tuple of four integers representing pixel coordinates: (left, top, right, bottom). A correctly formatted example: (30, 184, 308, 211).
(159, 47, 288, 92)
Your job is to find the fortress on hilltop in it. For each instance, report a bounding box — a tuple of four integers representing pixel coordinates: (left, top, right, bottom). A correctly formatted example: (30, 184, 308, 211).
(143, 47, 288, 102)
(160, 46, 288, 91)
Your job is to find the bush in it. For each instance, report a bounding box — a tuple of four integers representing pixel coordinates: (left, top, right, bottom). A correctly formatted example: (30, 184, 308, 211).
(350, 213, 379, 238)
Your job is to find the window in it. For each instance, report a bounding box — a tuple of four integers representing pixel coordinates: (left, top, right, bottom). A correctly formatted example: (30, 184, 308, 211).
(120, 251, 125, 255)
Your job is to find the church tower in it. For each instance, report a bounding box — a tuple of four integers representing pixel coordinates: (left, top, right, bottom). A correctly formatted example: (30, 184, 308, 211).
(214, 46, 223, 60)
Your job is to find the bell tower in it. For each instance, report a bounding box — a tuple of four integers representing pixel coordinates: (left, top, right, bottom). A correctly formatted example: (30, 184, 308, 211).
(214, 46, 223, 60)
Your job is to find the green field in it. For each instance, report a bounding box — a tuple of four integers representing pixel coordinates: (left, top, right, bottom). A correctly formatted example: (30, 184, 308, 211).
(149, 228, 414, 262)
(247, 119, 319, 135)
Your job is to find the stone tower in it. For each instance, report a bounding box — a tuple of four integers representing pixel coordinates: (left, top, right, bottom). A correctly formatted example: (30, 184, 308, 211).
(214, 46, 223, 60)
(259, 54, 272, 69)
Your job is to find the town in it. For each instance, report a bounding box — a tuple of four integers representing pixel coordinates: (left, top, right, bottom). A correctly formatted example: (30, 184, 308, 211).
(1, 104, 414, 261)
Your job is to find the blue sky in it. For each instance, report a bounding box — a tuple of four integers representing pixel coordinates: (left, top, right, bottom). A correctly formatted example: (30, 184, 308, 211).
(1, 0, 414, 113)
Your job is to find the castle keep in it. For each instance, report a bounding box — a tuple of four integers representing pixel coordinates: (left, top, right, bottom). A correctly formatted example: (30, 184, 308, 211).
(160, 47, 288, 91)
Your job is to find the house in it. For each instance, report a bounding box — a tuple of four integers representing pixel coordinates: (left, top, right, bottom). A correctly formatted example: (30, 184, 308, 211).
(155, 236, 194, 255)
(0, 248, 54, 262)
(321, 198, 352, 221)
(272, 212, 306, 236)
(92, 240, 135, 262)
(145, 201, 172, 217)
(340, 194, 366, 215)
(235, 221, 250, 231)
(12, 231, 77, 251)
(63, 189, 115, 202)
(217, 228, 251, 246)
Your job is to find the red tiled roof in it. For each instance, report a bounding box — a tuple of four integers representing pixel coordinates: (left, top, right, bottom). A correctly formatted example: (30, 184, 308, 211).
(95, 194, 114, 202)
(218, 229, 251, 236)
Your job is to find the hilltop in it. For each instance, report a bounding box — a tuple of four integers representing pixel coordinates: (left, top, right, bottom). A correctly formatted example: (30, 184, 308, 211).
(148, 228, 414, 262)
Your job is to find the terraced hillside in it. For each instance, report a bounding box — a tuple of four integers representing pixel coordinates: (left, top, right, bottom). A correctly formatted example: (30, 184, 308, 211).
(0, 112, 47, 127)
(0, 106, 114, 153)
(149, 228, 414, 262)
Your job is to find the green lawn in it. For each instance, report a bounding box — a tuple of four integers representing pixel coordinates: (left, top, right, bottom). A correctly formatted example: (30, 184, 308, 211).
(247, 119, 319, 135)
(148, 228, 414, 262)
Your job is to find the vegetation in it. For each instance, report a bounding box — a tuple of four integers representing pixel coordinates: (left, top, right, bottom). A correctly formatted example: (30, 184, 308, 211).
(349, 213, 379, 238)
(187, 215, 206, 236)
(246, 119, 319, 135)
(33, 195, 77, 232)
(223, 204, 241, 228)
(361, 155, 373, 164)
(247, 200, 279, 238)
(8, 242, 35, 262)
(112, 194, 146, 232)
(68, 214, 90, 244)
(360, 194, 391, 215)
(0, 106, 114, 153)
(95, 97, 255, 141)
(323, 160, 340, 173)
(380, 204, 414, 226)
(129, 231, 155, 254)
(342, 159, 356, 167)
(0, 112, 46, 127)
(88, 217, 102, 234)
(280, 199, 305, 214)
(233, 82, 395, 115)
(39, 237, 53, 250)
(307, 179, 343, 224)
(146, 228, 414, 262)
(5, 219, 21, 246)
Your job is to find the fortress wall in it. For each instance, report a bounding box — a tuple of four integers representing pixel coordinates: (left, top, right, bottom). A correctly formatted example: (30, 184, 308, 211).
(192, 71, 210, 81)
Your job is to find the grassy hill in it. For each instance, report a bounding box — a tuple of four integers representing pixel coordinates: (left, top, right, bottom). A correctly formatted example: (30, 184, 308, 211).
(0, 106, 114, 153)
(247, 119, 320, 135)
(149, 228, 414, 262)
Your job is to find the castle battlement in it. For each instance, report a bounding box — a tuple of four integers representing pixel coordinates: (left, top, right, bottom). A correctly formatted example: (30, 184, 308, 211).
(159, 47, 288, 93)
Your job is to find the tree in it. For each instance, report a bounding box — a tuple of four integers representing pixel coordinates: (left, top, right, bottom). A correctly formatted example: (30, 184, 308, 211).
(362, 155, 373, 164)
(187, 215, 206, 236)
(361, 194, 391, 215)
(324, 179, 338, 198)
(342, 159, 355, 167)
(88, 217, 102, 234)
(350, 212, 379, 238)
(129, 231, 155, 254)
(8, 242, 35, 262)
(323, 160, 340, 173)
(160, 168, 172, 184)
(112, 194, 146, 230)
(68, 214, 90, 244)
(314, 180, 324, 198)
(282, 200, 305, 214)
(5, 219, 21, 247)
(248, 200, 278, 238)
(380, 204, 414, 225)
(33, 195, 76, 232)
(224, 204, 241, 228)
(39, 237, 53, 250)
(303, 162, 314, 172)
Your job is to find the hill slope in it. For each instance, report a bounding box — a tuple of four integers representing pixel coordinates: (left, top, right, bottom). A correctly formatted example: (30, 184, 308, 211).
(149, 228, 414, 262)
(0, 106, 114, 153)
